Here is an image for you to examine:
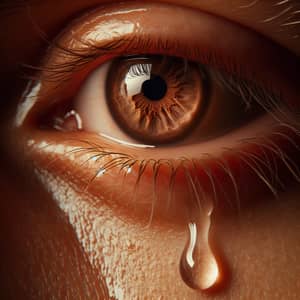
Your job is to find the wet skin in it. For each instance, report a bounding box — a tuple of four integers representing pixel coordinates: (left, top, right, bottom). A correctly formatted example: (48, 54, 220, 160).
(0, 1, 300, 299)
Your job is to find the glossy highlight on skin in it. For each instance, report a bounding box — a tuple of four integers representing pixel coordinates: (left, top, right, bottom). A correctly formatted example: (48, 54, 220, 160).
(10, 1, 300, 299)
(180, 200, 221, 291)
(21, 121, 300, 226)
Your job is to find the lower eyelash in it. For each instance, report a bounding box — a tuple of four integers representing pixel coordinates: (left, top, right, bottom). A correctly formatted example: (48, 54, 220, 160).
(33, 122, 300, 226)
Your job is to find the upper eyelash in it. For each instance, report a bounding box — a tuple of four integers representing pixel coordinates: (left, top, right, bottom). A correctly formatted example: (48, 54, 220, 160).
(22, 37, 133, 82)
(21, 31, 254, 83)
(21, 31, 300, 128)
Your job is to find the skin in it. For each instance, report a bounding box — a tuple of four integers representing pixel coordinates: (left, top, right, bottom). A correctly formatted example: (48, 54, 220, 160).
(0, 0, 300, 299)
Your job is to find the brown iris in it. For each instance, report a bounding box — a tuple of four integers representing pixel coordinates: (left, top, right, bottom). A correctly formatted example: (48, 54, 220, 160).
(107, 56, 207, 144)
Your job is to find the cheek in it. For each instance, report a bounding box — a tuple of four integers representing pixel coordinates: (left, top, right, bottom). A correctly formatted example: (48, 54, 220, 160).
(36, 165, 300, 299)
(212, 187, 300, 298)
(0, 169, 108, 299)
(37, 170, 191, 298)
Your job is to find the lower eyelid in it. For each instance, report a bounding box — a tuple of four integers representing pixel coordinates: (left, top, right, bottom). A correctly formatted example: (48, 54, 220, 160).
(21, 119, 300, 226)
(14, 2, 300, 227)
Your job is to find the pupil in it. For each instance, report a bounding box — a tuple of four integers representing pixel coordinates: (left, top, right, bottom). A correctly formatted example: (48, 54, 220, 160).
(141, 75, 167, 101)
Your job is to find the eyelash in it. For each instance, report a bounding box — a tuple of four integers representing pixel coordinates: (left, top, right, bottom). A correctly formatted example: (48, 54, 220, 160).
(34, 120, 300, 226)
(21, 9, 300, 224)
(23, 33, 263, 86)
(23, 31, 299, 129)
(23, 38, 292, 131)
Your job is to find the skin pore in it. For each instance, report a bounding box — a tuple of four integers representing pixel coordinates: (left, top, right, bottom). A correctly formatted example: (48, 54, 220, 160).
(0, 0, 300, 299)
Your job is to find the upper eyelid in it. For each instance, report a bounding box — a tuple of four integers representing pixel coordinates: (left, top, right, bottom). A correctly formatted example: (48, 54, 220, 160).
(1, 0, 299, 103)
(14, 2, 300, 145)
(24, 3, 299, 112)
(2, 0, 300, 40)
(1, 0, 299, 58)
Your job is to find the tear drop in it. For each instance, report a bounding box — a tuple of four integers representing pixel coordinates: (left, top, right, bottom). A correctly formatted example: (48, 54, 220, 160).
(180, 203, 220, 291)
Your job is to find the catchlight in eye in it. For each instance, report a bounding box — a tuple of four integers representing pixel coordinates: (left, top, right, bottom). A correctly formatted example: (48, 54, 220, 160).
(106, 55, 207, 145)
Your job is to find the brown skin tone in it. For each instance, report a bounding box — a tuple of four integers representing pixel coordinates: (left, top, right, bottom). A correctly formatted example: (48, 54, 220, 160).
(0, 0, 300, 299)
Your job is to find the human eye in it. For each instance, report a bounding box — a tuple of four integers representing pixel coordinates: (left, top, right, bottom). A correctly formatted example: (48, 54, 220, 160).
(14, 1, 300, 296)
